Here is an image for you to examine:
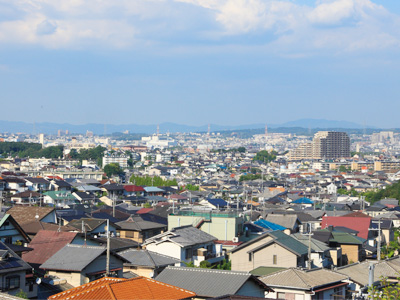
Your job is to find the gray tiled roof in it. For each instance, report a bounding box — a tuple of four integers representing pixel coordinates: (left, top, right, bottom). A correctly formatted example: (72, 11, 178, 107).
(40, 244, 106, 271)
(268, 231, 308, 256)
(115, 215, 166, 231)
(260, 268, 348, 290)
(156, 267, 266, 297)
(117, 249, 179, 267)
(265, 215, 298, 230)
(335, 257, 400, 287)
(143, 226, 217, 247)
(292, 233, 330, 252)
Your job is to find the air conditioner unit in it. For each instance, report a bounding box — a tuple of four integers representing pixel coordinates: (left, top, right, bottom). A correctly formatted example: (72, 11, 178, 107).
(232, 237, 239, 243)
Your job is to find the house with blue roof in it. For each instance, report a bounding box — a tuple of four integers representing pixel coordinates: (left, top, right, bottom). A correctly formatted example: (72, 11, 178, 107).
(292, 197, 314, 204)
(200, 198, 228, 209)
(254, 219, 286, 231)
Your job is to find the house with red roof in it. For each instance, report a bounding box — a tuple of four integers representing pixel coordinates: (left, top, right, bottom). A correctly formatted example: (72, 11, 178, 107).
(123, 185, 145, 196)
(321, 213, 372, 240)
(22, 230, 78, 270)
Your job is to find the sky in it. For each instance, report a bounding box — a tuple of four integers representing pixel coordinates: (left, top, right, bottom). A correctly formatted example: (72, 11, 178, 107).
(0, 0, 400, 128)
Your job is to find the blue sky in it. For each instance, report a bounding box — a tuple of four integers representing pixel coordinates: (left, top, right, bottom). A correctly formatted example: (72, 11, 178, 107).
(0, 0, 399, 128)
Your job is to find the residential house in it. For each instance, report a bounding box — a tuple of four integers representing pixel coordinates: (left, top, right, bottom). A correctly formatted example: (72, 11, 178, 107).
(43, 191, 77, 207)
(0, 241, 37, 298)
(264, 214, 300, 233)
(101, 183, 125, 198)
(7, 206, 57, 226)
(117, 249, 180, 278)
(0, 214, 30, 245)
(199, 198, 228, 209)
(50, 179, 73, 192)
(67, 218, 118, 237)
(48, 276, 196, 300)
(156, 267, 271, 299)
(143, 226, 224, 267)
(3, 177, 26, 194)
(291, 233, 332, 268)
(22, 230, 78, 270)
(144, 187, 165, 197)
(315, 228, 365, 265)
(259, 268, 348, 300)
(321, 213, 371, 240)
(168, 210, 245, 242)
(230, 231, 308, 272)
(116, 215, 167, 243)
(123, 185, 145, 197)
(10, 191, 41, 205)
(24, 177, 50, 192)
(334, 257, 400, 298)
(40, 244, 124, 287)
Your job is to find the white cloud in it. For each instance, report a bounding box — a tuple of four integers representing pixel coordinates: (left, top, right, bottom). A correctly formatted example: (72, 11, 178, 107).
(0, 0, 398, 54)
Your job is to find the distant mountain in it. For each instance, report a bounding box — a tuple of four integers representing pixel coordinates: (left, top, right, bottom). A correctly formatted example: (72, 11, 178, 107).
(0, 119, 377, 135)
(277, 119, 366, 129)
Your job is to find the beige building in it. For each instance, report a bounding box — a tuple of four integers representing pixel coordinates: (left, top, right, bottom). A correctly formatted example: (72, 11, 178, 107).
(289, 131, 350, 160)
(230, 231, 308, 272)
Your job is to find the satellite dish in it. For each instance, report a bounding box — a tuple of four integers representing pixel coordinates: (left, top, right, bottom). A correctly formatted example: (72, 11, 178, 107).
(149, 272, 154, 278)
(36, 278, 42, 285)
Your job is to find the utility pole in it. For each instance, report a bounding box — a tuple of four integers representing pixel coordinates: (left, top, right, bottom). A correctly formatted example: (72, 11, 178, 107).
(112, 194, 116, 218)
(106, 219, 110, 276)
(301, 222, 313, 270)
(371, 220, 383, 261)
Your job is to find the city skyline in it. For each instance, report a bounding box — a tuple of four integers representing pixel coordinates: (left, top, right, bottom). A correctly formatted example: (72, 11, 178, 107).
(0, 0, 399, 127)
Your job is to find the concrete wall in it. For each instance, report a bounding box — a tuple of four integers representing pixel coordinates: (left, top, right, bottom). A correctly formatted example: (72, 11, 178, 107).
(168, 215, 244, 241)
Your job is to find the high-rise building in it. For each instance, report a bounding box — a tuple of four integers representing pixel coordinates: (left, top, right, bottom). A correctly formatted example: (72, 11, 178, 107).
(289, 131, 350, 160)
(312, 131, 350, 159)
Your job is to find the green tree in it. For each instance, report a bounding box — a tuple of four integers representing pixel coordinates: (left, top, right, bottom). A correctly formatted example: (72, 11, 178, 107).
(143, 202, 152, 208)
(15, 289, 28, 299)
(184, 184, 199, 191)
(363, 181, 400, 204)
(129, 175, 177, 186)
(368, 276, 400, 299)
(104, 163, 124, 177)
(216, 259, 231, 270)
(199, 260, 212, 268)
(253, 150, 277, 163)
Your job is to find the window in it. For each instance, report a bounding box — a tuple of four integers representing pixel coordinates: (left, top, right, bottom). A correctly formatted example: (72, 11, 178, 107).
(273, 255, 277, 265)
(248, 253, 252, 262)
(5, 276, 20, 290)
(185, 248, 192, 259)
(125, 231, 134, 238)
(277, 292, 285, 299)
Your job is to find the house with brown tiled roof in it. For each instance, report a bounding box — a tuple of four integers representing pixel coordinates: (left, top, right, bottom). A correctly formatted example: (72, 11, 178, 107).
(49, 276, 196, 300)
(22, 230, 78, 270)
(7, 206, 56, 226)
